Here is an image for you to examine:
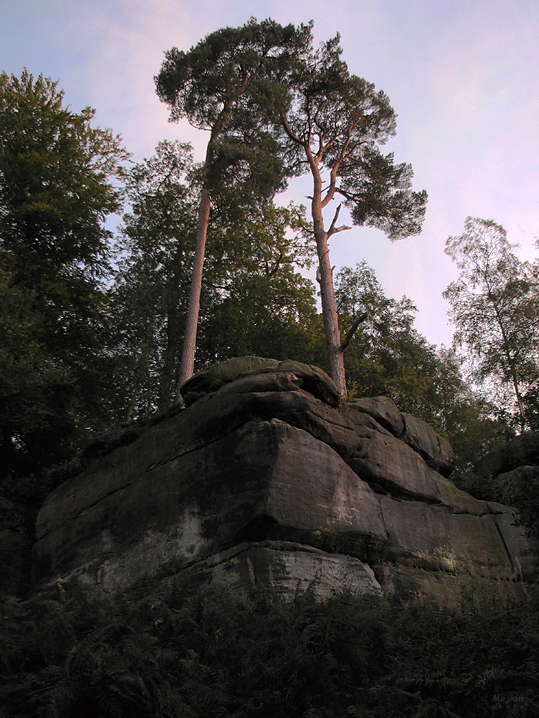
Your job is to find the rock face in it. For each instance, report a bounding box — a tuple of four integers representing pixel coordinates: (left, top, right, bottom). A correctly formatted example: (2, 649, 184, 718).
(33, 358, 534, 604)
(475, 432, 539, 479)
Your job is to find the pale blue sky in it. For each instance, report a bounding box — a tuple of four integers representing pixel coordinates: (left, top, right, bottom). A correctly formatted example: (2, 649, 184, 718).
(2, 0, 539, 347)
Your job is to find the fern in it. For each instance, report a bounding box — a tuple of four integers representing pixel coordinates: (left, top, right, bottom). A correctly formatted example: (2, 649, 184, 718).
(2, 579, 539, 717)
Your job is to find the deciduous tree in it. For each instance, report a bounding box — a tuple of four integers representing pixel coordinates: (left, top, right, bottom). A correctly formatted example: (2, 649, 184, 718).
(110, 141, 198, 417)
(0, 70, 129, 479)
(198, 200, 319, 365)
(335, 261, 462, 423)
(335, 261, 433, 408)
(335, 261, 511, 466)
(444, 217, 539, 431)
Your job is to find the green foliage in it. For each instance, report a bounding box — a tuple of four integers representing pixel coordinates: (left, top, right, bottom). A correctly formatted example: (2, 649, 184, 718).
(444, 218, 539, 432)
(110, 141, 320, 420)
(336, 261, 437, 410)
(197, 199, 320, 367)
(497, 465, 539, 544)
(108, 140, 199, 417)
(0, 265, 78, 482)
(274, 33, 428, 240)
(155, 18, 312, 200)
(1, 581, 539, 717)
(334, 261, 512, 467)
(0, 70, 127, 276)
(450, 467, 512, 505)
(0, 69, 129, 482)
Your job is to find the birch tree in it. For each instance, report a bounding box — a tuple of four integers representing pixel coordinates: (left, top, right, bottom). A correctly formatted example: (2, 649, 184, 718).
(444, 217, 539, 431)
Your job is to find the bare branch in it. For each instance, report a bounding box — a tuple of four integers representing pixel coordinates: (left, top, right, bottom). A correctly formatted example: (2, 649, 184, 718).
(333, 225, 351, 234)
(327, 203, 351, 237)
(328, 203, 342, 234)
(321, 126, 353, 208)
(340, 312, 368, 352)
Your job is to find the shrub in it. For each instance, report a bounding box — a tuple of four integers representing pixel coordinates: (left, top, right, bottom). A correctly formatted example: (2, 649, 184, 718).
(2, 577, 539, 717)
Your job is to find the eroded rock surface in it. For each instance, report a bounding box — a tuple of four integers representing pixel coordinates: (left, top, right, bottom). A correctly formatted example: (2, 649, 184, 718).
(346, 396, 404, 437)
(475, 432, 539, 478)
(32, 357, 534, 603)
(400, 413, 455, 476)
(183, 541, 383, 601)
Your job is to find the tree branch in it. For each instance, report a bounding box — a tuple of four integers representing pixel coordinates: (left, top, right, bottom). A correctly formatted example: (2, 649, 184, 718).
(327, 203, 351, 237)
(267, 249, 284, 276)
(321, 126, 353, 209)
(280, 112, 302, 146)
(340, 312, 368, 352)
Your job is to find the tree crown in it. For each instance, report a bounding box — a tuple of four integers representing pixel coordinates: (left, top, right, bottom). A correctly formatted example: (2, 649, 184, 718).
(155, 18, 312, 130)
(444, 217, 539, 430)
(274, 32, 427, 240)
(0, 69, 129, 278)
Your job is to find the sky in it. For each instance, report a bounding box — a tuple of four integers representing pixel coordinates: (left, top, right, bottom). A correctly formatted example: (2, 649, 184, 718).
(2, 0, 539, 348)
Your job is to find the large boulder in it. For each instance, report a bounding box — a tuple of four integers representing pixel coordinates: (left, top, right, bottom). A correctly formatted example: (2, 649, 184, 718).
(400, 412, 455, 476)
(31, 359, 534, 604)
(181, 356, 280, 396)
(34, 418, 386, 596)
(348, 426, 484, 513)
(182, 356, 341, 408)
(173, 373, 359, 460)
(345, 399, 454, 477)
(345, 396, 404, 437)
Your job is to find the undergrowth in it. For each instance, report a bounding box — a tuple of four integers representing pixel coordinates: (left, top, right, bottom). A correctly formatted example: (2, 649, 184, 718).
(1, 576, 538, 717)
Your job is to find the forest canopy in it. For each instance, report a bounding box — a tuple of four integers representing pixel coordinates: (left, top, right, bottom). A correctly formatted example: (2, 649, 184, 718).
(0, 21, 538, 489)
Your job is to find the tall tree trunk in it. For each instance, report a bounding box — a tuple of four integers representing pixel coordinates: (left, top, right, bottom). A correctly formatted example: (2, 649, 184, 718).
(175, 104, 233, 401)
(176, 185, 211, 399)
(310, 164, 347, 399)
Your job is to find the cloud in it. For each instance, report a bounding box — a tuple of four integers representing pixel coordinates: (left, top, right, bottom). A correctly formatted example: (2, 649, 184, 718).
(47, 1, 190, 155)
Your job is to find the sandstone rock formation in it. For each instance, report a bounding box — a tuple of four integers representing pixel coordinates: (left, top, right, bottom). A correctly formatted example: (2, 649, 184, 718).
(33, 358, 534, 604)
(475, 432, 539, 479)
